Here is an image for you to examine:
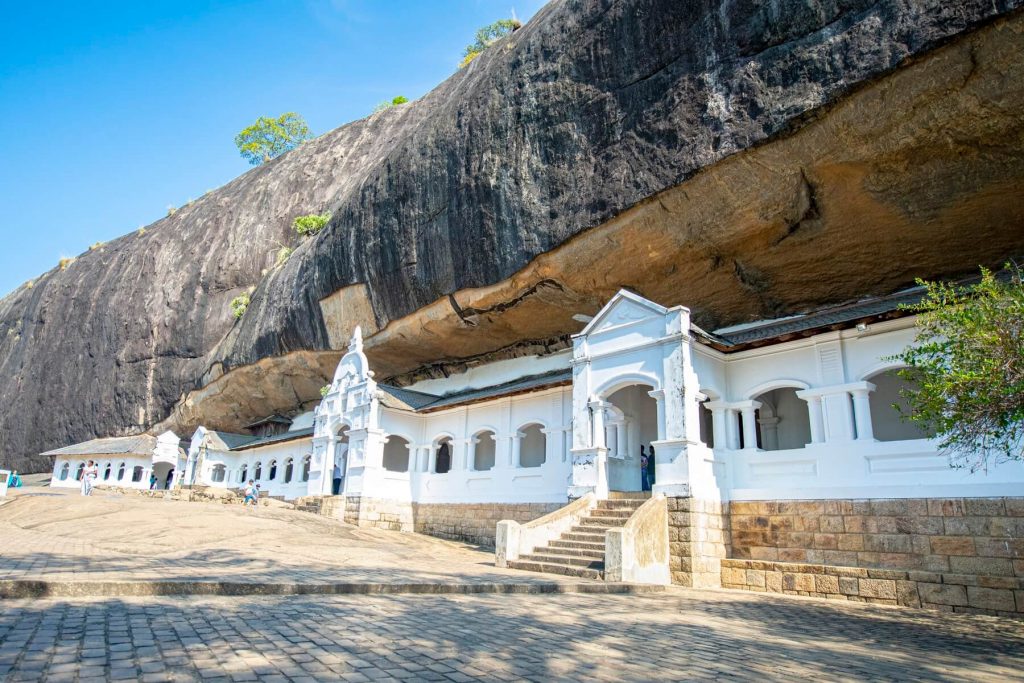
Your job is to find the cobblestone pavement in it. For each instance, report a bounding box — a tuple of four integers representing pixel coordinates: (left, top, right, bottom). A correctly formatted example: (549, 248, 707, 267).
(1, 590, 1023, 682)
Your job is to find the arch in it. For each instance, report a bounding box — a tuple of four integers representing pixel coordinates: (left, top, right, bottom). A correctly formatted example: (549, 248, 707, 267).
(594, 374, 660, 401)
(751, 386, 812, 451)
(131, 465, 144, 483)
(859, 359, 908, 382)
(519, 423, 546, 468)
(865, 368, 933, 441)
(515, 418, 549, 432)
(239, 464, 248, 483)
(254, 461, 263, 481)
(117, 462, 126, 481)
(473, 430, 496, 471)
(301, 454, 311, 482)
(433, 436, 453, 474)
(75, 462, 85, 481)
(283, 458, 294, 484)
(604, 384, 659, 492)
(383, 435, 411, 473)
(743, 379, 810, 400)
(697, 393, 716, 448)
(268, 460, 278, 481)
(59, 462, 69, 481)
(210, 464, 226, 483)
(103, 462, 112, 481)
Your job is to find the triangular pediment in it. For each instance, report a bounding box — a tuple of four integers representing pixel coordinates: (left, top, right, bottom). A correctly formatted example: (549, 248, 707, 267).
(579, 290, 668, 336)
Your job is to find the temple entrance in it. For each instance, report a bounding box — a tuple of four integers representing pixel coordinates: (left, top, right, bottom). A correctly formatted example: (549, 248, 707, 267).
(331, 427, 349, 495)
(604, 384, 658, 492)
(152, 462, 175, 490)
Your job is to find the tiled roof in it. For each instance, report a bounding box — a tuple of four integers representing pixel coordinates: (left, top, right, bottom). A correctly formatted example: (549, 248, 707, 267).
(207, 431, 260, 450)
(378, 385, 441, 411)
(227, 427, 315, 451)
(704, 285, 926, 348)
(42, 435, 158, 457)
(379, 368, 572, 414)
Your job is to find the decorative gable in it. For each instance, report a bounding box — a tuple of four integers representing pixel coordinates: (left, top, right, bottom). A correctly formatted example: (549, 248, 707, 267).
(579, 290, 669, 337)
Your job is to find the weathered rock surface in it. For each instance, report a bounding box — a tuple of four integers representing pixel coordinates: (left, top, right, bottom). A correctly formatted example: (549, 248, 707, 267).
(2, 0, 1024, 472)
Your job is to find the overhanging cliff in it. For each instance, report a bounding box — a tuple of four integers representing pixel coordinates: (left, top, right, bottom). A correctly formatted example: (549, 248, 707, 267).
(2, 0, 1024, 472)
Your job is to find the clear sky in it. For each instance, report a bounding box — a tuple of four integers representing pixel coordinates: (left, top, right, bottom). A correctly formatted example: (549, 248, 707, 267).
(0, 0, 547, 297)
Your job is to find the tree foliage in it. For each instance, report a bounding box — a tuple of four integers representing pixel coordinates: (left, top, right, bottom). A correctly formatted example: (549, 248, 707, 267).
(892, 264, 1024, 471)
(293, 212, 331, 237)
(235, 112, 313, 166)
(460, 19, 521, 68)
(373, 95, 410, 113)
(230, 294, 251, 319)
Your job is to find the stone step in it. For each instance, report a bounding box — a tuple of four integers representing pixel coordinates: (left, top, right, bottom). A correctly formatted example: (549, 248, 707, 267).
(521, 552, 604, 568)
(588, 508, 634, 518)
(595, 501, 644, 511)
(506, 560, 604, 580)
(585, 513, 632, 525)
(608, 491, 652, 500)
(524, 546, 604, 562)
(549, 539, 606, 553)
(570, 524, 615, 535)
(560, 531, 607, 544)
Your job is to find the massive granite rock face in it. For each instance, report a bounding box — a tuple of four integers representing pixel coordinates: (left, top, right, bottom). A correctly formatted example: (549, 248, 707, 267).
(2, 0, 1023, 472)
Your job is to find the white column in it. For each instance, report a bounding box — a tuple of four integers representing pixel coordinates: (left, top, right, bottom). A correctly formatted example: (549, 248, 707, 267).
(757, 416, 780, 451)
(798, 392, 826, 444)
(740, 402, 761, 451)
(851, 387, 875, 441)
(590, 400, 608, 448)
(726, 408, 741, 450)
(705, 402, 729, 450)
(647, 390, 666, 440)
(511, 433, 523, 468)
(617, 420, 629, 459)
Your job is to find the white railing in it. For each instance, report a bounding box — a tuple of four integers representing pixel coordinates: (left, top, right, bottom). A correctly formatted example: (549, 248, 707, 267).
(495, 493, 597, 567)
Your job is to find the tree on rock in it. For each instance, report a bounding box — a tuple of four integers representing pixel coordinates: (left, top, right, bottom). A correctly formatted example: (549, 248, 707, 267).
(235, 113, 313, 166)
(373, 96, 410, 113)
(460, 19, 521, 68)
(893, 264, 1024, 471)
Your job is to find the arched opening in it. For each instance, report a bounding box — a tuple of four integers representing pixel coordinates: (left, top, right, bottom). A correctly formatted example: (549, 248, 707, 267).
(239, 464, 248, 483)
(868, 369, 933, 441)
(698, 398, 715, 448)
(75, 463, 85, 481)
(131, 466, 144, 483)
(301, 455, 310, 482)
(117, 462, 126, 481)
(103, 463, 112, 481)
(210, 464, 226, 483)
(59, 462, 69, 481)
(268, 460, 278, 481)
(254, 461, 263, 481)
(383, 436, 410, 473)
(283, 458, 294, 484)
(519, 424, 546, 468)
(604, 383, 658, 492)
(331, 427, 350, 495)
(752, 387, 812, 451)
(434, 437, 452, 474)
(473, 431, 496, 471)
(152, 462, 175, 490)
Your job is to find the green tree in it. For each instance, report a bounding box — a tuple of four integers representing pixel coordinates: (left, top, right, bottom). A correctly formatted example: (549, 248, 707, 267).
(293, 212, 331, 237)
(892, 264, 1024, 471)
(373, 95, 410, 113)
(460, 19, 522, 68)
(230, 293, 251, 319)
(235, 113, 313, 166)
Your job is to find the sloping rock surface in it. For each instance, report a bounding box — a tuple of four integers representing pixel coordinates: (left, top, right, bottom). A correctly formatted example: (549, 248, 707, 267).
(2, 0, 1023, 471)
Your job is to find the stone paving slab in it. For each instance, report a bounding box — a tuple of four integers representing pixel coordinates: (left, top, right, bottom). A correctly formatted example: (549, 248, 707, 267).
(1, 590, 1023, 682)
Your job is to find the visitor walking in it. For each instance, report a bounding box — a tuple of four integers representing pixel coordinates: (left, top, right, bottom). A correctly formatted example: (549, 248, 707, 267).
(640, 446, 651, 491)
(81, 460, 98, 496)
(243, 479, 259, 510)
(332, 461, 342, 495)
(149, 473, 157, 490)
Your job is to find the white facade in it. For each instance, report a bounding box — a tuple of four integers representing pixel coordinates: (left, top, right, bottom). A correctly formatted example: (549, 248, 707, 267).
(308, 291, 1024, 505)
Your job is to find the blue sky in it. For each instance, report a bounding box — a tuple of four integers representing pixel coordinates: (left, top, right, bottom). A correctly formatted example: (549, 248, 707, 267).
(0, 0, 547, 297)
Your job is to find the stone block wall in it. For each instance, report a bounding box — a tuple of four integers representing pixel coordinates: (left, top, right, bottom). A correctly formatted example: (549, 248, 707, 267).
(668, 497, 729, 588)
(721, 558, 1023, 617)
(724, 497, 1024, 616)
(411, 502, 562, 548)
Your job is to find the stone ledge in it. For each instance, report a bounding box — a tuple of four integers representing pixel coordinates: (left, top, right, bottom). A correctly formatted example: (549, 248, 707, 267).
(0, 579, 666, 600)
(722, 558, 1023, 618)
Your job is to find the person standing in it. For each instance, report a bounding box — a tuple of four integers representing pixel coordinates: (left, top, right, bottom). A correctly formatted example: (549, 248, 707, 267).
(81, 460, 99, 496)
(640, 446, 650, 491)
(243, 479, 259, 509)
(332, 461, 343, 495)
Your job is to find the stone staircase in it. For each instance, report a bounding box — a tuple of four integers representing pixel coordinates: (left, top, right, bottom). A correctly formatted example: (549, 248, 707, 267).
(506, 493, 649, 579)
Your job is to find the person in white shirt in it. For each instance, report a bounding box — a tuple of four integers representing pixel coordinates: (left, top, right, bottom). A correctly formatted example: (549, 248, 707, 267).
(81, 460, 99, 496)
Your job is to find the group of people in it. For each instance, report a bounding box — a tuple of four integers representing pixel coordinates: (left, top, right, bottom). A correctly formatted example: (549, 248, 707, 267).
(80, 460, 99, 495)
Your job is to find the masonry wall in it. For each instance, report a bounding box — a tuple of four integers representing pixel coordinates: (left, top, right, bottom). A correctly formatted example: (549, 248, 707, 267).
(668, 497, 729, 588)
(725, 497, 1024, 616)
(411, 502, 562, 547)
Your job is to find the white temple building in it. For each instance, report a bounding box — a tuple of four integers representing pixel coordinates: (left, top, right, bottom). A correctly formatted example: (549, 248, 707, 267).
(48, 288, 1024, 506)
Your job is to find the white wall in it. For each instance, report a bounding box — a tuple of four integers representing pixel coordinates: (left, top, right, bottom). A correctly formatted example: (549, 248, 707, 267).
(50, 455, 153, 491)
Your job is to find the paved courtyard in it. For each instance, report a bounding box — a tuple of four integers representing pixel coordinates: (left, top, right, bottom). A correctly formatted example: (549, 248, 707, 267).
(2, 490, 1023, 681)
(2, 591, 1023, 682)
